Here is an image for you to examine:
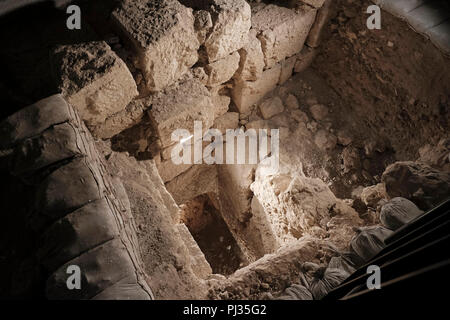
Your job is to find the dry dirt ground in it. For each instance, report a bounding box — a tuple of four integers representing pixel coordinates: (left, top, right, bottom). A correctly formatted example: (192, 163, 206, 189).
(313, 0, 449, 161)
(267, 0, 450, 199)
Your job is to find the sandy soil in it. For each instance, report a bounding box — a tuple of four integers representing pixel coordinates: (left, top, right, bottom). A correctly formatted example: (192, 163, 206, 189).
(312, 0, 449, 161)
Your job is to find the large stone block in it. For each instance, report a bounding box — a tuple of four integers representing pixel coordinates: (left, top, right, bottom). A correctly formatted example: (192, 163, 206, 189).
(234, 29, 265, 81)
(193, 9, 213, 44)
(205, 51, 240, 87)
(204, 0, 251, 62)
(112, 0, 200, 92)
(90, 96, 153, 139)
(166, 164, 218, 205)
(52, 41, 138, 130)
(148, 77, 215, 148)
(156, 159, 193, 183)
(231, 64, 282, 114)
(252, 4, 317, 69)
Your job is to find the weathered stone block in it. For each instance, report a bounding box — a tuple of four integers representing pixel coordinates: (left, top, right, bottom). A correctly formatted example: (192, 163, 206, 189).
(205, 52, 240, 87)
(157, 159, 193, 183)
(234, 29, 265, 81)
(91, 96, 153, 139)
(212, 94, 231, 119)
(52, 41, 138, 130)
(166, 164, 218, 204)
(252, 4, 317, 69)
(194, 9, 213, 44)
(112, 0, 200, 92)
(231, 64, 282, 114)
(148, 78, 215, 148)
(204, 0, 251, 62)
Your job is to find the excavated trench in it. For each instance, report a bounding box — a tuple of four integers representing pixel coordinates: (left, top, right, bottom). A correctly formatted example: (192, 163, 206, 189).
(180, 194, 244, 275)
(0, 0, 449, 300)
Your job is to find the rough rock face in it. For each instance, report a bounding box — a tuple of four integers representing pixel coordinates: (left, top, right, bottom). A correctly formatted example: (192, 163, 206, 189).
(51, 41, 138, 133)
(251, 169, 363, 251)
(418, 138, 450, 171)
(112, 0, 200, 92)
(98, 143, 209, 299)
(213, 112, 239, 134)
(360, 183, 387, 208)
(208, 237, 336, 300)
(166, 164, 218, 205)
(382, 161, 450, 210)
(252, 4, 316, 69)
(90, 96, 152, 139)
(204, 0, 252, 62)
(205, 51, 241, 87)
(193, 9, 213, 44)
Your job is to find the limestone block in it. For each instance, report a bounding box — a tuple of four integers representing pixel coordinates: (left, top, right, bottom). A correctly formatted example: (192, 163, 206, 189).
(166, 164, 218, 205)
(234, 29, 265, 81)
(204, 0, 251, 62)
(112, 0, 200, 92)
(52, 41, 138, 129)
(90, 96, 153, 139)
(194, 9, 213, 44)
(231, 64, 282, 114)
(148, 78, 214, 148)
(205, 52, 240, 87)
(212, 94, 231, 119)
(156, 159, 193, 183)
(252, 4, 317, 69)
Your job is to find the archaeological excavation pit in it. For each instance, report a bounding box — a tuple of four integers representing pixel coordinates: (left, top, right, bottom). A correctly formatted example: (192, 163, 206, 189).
(179, 194, 244, 276)
(0, 0, 449, 303)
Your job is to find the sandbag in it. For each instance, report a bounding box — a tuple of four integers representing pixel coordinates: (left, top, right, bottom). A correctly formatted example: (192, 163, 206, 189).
(380, 197, 423, 231)
(37, 198, 120, 272)
(350, 226, 394, 262)
(309, 267, 348, 300)
(328, 256, 356, 277)
(277, 284, 313, 300)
